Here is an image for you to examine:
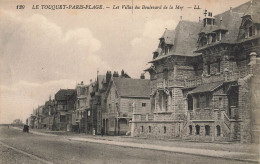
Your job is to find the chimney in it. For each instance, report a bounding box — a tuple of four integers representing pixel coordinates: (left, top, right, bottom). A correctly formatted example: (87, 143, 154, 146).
(113, 71, 119, 77)
(180, 16, 182, 21)
(121, 69, 125, 77)
(81, 81, 84, 85)
(230, 7, 232, 12)
(90, 79, 92, 84)
(199, 17, 201, 22)
(106, 71, 112, 83)
(140, 73, 145, 79)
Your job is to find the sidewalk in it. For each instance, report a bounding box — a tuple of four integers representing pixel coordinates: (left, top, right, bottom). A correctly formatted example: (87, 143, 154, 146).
(14, 127, 260, 163)
(69, 137, 259, 163)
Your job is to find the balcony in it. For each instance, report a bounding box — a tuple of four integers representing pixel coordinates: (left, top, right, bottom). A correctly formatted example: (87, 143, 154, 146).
(157, 79, 168, 89)
(224, 69, 250, 82)
(188, 111, 214, 120)
(184, 77, 202, 88)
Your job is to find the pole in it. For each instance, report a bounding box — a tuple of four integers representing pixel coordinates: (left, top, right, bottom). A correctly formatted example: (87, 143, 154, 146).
(117, 112, 119, 136)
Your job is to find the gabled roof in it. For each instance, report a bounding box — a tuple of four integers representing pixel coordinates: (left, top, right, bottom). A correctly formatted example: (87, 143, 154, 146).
(112, 77, 150, 98)
(55, 89, 76, 101)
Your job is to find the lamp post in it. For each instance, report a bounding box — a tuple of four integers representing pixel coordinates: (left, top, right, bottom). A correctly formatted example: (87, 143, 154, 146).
(117, 112, 119, 136)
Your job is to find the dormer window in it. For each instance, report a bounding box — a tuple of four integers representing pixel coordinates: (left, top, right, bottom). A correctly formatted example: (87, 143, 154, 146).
(199, 36, 207, 46)
(153, 52, 159, 59)
(243, 19, 257, 38)
(164, 46, 168, 55)
(249, 26, 253, 37)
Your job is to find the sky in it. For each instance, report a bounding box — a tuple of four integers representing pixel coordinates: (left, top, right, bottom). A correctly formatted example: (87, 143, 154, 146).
(0, 0, 249, 123)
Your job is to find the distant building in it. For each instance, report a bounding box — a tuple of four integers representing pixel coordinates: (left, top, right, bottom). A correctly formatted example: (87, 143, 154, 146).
(89, 75, 107, 135)
(54, 89, 76, 131)
(74, 81, 92, 133)
(103, 76, 151, 135)
(44, 96, 55, 130)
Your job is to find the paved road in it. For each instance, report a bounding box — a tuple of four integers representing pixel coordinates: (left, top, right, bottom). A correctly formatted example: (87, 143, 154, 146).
(0, 127, 252, 164)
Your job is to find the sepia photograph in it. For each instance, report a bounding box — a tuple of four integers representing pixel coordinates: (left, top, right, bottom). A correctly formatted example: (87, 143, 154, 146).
(0, 0, 259, 163)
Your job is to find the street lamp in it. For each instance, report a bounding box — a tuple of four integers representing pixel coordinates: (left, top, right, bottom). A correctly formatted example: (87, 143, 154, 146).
(117, 112, 119, 136)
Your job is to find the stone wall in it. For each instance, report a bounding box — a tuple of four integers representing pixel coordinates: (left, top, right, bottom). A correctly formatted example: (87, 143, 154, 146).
(132, 121, 183, 139)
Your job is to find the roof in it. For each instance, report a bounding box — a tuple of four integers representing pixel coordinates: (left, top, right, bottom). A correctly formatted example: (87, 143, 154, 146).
(112, 77, 150, 98)
(160, 29, 175, 45)
(243, 0, 260, 23)
(197, 0, 260, 51)
(55, 89, 76, 101)
(189, 81, 223, 94)
(149, 21, 202, 63)
(170, 21, 202, 57)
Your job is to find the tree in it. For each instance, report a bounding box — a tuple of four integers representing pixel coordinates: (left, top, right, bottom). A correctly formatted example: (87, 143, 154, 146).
(12, 119, 23, 125)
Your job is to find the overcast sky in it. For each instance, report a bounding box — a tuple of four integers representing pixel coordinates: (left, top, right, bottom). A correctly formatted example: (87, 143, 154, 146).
(0, 0, 248, 123)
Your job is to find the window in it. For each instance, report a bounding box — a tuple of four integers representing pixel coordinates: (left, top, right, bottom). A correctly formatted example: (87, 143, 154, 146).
(164, 126, 167, 133)
(142, 103, 146, 107)
(207, 62, 211, 75)
(196, 96, 200, 108)
(249, 26, 253, 37)
(88, 110, 91, 116)
(216, 125, 221, 136)
(129, 103, 133, 112)
(217, 59, 221, 73)
(163, 69, 168, 81)
(153, 52, 159, 59)
(148, 126, 151, 133)
(109, 104, 111, 112)
(195, 125, 200, 135)
(206, 94, 210, 108)
(141, 126, 144, 132)
(60, 115, 66, 122)
(116, 103, 119, 112)
(189, 125, 192, 135)
(216, 32, 220, 41)
(205, 125, 210, 136)
(212, 34, 216, 43)
(219, 97, 223, 108)
(98, 111, 101, 119)
(187, 95, 193, 111)
(202, 37, 207, 46)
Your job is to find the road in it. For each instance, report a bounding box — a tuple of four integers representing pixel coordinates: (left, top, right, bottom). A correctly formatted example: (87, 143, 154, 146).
(0, 127, 252, 164)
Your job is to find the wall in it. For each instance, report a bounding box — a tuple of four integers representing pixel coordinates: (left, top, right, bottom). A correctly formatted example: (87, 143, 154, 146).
(132, 121, 183, 139)
(120, 97, 150, 116)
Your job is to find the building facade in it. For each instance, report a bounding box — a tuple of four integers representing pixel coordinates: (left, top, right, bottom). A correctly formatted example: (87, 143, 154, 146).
(54, 89, 76, 131)
(74, 81, 91, 133)
(132, 0, 260, 143)
(103, 75, 151, 135)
